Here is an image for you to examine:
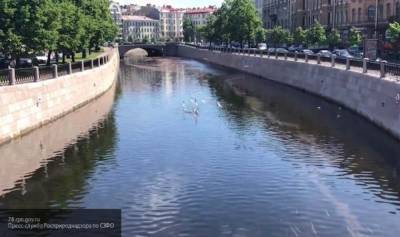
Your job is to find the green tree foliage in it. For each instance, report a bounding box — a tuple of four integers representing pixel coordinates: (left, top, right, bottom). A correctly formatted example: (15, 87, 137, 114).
(326, 29, 341, 48)
(388, 22, 400, 43)
(203, 0, 263, 47)
(306, 22, 326, 46)
(388, 21, 400, 51)
(183, 18, 195, 42)
(255, 28, 266, 44)
(0, 0, 23, 58)
(201, 15, 217, 46)
(0, 0, 118, 62)
(293, 27, 307, 46)
(348, 27, 363, 47)
(266, 26, 291, 47)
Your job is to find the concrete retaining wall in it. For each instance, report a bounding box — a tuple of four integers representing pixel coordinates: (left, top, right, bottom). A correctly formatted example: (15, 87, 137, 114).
(0, 48, 119, 144)
(177, 45, 400, 139)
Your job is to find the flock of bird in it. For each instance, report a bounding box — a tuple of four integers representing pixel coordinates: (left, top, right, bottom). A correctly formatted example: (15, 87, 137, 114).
(182, 97, 223, 116)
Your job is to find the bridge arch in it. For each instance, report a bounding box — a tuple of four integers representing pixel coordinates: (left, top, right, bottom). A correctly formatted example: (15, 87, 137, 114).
(119, 44, 166, 58)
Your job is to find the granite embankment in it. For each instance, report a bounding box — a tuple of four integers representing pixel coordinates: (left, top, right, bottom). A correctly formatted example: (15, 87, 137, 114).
(177, 45, 400, 140)
(0, 48, 119, 144)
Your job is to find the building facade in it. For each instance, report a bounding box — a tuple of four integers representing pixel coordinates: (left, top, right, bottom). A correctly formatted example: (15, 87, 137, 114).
(263, 0, 293, 30)
(347, 0, 400, 38)
(160, 6, 185, 41)
(183, 6, 216, 27)
(121, 15, 159, 42)
(253, 0, 264, 18)
(109, 1, 123, 41)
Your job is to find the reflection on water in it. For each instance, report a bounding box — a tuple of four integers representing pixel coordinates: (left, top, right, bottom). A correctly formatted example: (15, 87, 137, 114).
(0, 58, 400, 236)
(0, 83, 118, 204)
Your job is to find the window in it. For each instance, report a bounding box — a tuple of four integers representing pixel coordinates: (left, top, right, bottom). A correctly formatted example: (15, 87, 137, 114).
(387, 3, 391, 18)
(367, 5, 375, 21)
(397, 2, 400, 17)
(352, 8, 356, 22)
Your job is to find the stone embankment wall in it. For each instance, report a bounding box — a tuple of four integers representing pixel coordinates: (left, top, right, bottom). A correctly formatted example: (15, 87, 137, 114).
(0, 48, 119, 144)
(177, 45, 400, 140)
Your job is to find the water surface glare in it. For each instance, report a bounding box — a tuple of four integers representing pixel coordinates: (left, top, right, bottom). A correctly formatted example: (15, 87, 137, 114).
(1, 58, 400, 237)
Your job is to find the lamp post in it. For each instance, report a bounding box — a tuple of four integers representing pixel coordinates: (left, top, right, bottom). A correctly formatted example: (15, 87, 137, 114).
(375, 0, 379, 39)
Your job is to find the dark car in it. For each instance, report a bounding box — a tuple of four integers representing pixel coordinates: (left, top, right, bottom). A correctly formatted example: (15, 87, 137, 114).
(0, 57, 11, 69)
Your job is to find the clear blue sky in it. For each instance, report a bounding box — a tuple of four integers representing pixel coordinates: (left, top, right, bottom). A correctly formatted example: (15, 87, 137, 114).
(115, 0, 223, 8)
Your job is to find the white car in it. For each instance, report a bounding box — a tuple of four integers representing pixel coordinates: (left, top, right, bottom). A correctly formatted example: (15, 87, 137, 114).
(334, 49, 354, 58)
(301, 49, 314, 55)
(35, 55, 48, 64)
(258, 43, 267, 50)
(318, 50, 333, 58)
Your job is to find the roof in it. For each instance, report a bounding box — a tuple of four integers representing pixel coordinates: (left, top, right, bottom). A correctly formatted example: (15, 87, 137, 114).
(184, 7, 216, 14)
(121, 15, 158, 21)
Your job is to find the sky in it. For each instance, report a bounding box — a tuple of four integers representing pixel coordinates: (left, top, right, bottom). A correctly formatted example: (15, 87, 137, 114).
(115, 0, 224, 8)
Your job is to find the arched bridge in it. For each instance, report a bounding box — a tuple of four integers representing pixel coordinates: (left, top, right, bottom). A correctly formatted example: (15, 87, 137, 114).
(118, 43, 178, 57)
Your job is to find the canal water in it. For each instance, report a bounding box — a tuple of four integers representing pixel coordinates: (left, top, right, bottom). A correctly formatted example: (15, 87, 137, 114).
(0, 57, 400, 237)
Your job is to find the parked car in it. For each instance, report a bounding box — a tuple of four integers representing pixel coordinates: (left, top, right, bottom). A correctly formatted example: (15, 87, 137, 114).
(348, 46, 363, 58)
(258, 43, 267, 50)
(318, 50, 333, 58)
(276, 48, 289, 54)
(288, 45, 303, 52)
(0, 57, 11, 69)
(18, 58, 33, 67)
(35, 55, 48, 64)
(333, 49, 354, 58)
(301, 49, 314, 55)
(267, 48, 276, 53)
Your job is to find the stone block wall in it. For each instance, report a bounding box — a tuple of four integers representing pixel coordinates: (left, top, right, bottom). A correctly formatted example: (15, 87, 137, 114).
(0, 48, 120, 144)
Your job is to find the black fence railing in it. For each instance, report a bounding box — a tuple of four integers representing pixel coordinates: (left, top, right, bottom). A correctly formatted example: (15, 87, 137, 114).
(0, 51, 112, 87)
(15, 68, 35, 84)
(39, 65, 55, 80)
(0, 69, 9, 86)
(84, 60, 92, 71)
(184, 43, 400, 80)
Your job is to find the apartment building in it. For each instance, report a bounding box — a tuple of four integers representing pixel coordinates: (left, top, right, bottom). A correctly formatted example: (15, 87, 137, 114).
(348, 0, 400, 37)
(263, 0, 293, 29)
(253, 0, 264, 18)
(122, 15, 159, 42)
(110, 1, 123, 41)
(184, 6, 216, 27)
(160, 6, 185, 41)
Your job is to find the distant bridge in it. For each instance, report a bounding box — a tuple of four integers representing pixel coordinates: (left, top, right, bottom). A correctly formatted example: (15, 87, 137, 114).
(118, 43, 178, 57)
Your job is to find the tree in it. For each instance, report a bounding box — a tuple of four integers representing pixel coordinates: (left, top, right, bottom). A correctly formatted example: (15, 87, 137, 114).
(202, 15, 217, 46)
(293, 27, 307, 46)
(56, 1, 85, 63)
(76, 0, 117, 51)
(213, 1, 232, 44)
(306, 22, 326, 46)
(255, 27, 266, 44)
(266, 26, 291, 47)
(348, 27, 363, 47)
(183, 18, 195, 42)
(388, 22, 400, 43)
(15, 0, 61, 63)
(228, 0, 263, 47)
(0, 0, 23, 60)
(326, 29, 341, 49)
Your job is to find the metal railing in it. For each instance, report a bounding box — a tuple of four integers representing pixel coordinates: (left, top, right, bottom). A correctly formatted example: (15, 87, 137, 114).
(0, 51, 112, 87)
(0, 69, 9, 86)
(184, 43, 400, 80)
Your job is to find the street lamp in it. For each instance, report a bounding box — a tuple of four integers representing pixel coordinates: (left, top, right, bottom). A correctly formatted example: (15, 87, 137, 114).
(375, 0, 378, 38)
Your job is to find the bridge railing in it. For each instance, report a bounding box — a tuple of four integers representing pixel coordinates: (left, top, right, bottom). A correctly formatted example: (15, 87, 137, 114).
(0, 50, 112, 87)
(183, 43, 400, 80)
